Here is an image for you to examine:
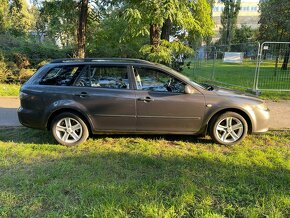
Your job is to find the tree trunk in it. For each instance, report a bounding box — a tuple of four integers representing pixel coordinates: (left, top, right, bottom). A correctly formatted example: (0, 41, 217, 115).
(77, 0, 88, 58)
(161, 19, 171, 41)
(150, 24, 160, 52)
(281, 44, 290, 70)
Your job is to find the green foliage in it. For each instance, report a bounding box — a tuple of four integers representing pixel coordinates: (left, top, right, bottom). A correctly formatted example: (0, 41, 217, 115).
(219, 0, 241, 45)
(122, 0, 213, 63)
(0, 128, 289, 216)
(140, 40, 193, 64)
(258, 0, 290, 41)
(8, 0, 34, 36)
(19, 68, 35, 83)
(0, 33, 73, 83)
(232, 25, 256, 44)
(87, 11, 148, 58)
(40, 0, 79, 46)
(0, 0, 10, 33)
(187, 0, 215, 47)
(0, 56, 8, 82)
(0, 34, 73, 66)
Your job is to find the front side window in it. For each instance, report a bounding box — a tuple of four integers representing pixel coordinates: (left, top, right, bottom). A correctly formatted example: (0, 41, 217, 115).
(75, 66, 129, 89)
(39, 65, 84, 86)
(134, 67, 185, 93)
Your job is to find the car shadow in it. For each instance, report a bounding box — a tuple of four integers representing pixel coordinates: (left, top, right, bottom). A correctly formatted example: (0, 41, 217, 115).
(0, 127, 212, 145)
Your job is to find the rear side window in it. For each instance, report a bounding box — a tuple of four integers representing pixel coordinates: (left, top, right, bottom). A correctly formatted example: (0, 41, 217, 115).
(75, 66, 130, 89)
(39, 65, 84, 86)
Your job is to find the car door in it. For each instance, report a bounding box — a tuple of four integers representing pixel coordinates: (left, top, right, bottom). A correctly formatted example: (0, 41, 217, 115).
(73, 64, 136, 131)
(133, 66, 206, 133)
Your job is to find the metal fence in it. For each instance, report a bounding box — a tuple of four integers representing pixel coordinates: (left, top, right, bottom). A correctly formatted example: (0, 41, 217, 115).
(190, 41, 290, 92)
(254, 42, 290, 92)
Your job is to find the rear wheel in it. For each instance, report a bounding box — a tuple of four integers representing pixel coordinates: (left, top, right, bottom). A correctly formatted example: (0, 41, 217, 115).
(51, 112, 89, 146)
(210, 112, 248, 145)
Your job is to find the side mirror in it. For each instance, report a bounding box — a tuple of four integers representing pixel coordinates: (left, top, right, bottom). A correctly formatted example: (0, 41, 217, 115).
(184, 84, 196, 94)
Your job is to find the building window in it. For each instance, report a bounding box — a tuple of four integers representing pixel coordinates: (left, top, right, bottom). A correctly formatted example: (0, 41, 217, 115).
(251, 6, 257, 11)
(213, 6, 219, 12)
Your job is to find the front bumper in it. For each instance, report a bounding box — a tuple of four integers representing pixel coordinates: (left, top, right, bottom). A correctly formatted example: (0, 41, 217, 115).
(251, 107, 270, 133)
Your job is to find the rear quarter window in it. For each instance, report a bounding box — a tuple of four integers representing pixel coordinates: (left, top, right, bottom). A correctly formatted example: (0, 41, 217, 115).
(39, 65, 84, 86)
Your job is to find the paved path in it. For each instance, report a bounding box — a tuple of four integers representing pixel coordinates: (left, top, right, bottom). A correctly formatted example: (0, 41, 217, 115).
(0, 97, 289, 130)
(0, 97, 21, 127)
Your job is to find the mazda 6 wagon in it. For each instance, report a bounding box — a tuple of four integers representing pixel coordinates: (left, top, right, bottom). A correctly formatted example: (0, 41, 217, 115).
(18, 58, 270, 146)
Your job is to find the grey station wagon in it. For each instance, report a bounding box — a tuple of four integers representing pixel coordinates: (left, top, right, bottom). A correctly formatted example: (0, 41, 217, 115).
(18, 58, 270, 146)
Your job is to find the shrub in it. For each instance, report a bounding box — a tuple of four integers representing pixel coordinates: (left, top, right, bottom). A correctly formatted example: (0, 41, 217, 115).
(0, 60, 8, 83)
(19, 68, 35, 83)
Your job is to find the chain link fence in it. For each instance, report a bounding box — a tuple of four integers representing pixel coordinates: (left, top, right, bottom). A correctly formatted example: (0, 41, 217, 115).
(189, 41, 290, 92)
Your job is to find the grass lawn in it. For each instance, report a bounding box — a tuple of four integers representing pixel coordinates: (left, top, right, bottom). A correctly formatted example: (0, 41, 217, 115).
(0, 128, 289, 217)
(0, 83, 20, 96)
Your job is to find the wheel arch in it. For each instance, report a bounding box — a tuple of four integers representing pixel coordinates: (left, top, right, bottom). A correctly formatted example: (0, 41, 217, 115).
(46, 108, 93, 134)
(207, 108, 252, 134)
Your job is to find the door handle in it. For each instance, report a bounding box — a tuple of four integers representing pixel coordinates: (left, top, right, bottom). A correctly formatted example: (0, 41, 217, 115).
(137, 96, 154, 103)
(74, 92, 89, 98)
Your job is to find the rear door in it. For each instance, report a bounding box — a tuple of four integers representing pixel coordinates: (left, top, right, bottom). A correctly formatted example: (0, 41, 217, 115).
(133, 66, 205, 133)
(73, 64, 136, 131)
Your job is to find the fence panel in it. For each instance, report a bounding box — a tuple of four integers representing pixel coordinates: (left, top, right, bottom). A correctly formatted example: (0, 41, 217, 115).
(191, 43, 260, 90)
(255, 42, 290, 92)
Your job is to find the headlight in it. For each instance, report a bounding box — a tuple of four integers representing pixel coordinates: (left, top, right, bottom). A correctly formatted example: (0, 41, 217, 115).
(256, 103, 269, 111)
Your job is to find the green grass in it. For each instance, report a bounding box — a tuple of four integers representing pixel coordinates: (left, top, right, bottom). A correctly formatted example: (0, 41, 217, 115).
(0, 127, 289, 217)
(0, 83, 20, 96)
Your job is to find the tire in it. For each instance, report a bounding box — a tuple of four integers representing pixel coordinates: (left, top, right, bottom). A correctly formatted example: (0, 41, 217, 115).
(51, 112, 89, 146)
(209, 112, 248, 145)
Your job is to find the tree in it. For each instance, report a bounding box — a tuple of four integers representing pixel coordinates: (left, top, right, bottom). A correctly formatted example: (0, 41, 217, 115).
(9, 0, 34, 35)
(259, 0, 290, 71)
(40, 0, 79, 47)
(219, 0, 241, 45)
(77, 0, 89, 58)
(232, 25, 256, 44)
(258, 0, 290, 42)
(122, 0, 214, 63)
(0, 0, 10, 33)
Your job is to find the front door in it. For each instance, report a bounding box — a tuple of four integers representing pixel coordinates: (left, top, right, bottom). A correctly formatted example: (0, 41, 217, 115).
(134, 67, 205, 133)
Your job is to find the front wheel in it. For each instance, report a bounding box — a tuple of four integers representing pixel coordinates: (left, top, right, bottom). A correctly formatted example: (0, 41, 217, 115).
(209, 112, 248, 145)
(51, 112, 89, 146)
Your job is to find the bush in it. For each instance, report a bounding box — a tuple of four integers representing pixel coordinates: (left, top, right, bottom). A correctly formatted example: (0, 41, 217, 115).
(0, 33, 74, 68)
(19, 68, 35, 83)
(4, 62, 20, 83)
(0, 60, 8, 83)
(0, 33, 74, 84)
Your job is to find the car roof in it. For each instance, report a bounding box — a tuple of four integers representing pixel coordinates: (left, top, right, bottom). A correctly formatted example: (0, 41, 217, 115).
(49, 58, 153, 65)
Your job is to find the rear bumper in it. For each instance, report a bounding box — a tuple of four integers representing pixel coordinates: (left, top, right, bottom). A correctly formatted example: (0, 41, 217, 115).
(17, 107, 46, 130)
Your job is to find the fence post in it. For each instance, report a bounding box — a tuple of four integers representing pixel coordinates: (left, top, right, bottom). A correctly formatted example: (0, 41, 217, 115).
(253, 42, 261, 94)
(211, 46, 217, 80)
